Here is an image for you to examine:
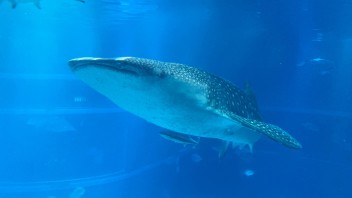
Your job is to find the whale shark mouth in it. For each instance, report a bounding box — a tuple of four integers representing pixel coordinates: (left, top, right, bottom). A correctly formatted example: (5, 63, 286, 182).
(69, 57, 141, 76)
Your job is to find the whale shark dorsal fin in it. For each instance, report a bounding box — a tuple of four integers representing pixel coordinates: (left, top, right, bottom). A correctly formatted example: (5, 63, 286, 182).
(243, 81, 262, 120)
(227, 113, 302, 149)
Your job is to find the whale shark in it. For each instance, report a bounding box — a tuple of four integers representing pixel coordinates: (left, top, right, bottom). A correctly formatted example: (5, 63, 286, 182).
(0, 0, 85, 9)
(68, 57, 302, 151)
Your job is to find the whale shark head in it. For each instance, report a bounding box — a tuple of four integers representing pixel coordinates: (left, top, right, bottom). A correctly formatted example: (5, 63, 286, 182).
(70, 57, 142, 74)
(68, 57, 198, 105)
(69, 57, 168, 78)
(69, 57, 210, 120)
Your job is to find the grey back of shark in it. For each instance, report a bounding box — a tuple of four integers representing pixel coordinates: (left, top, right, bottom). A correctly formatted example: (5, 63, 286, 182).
(69, 57, 302, 151)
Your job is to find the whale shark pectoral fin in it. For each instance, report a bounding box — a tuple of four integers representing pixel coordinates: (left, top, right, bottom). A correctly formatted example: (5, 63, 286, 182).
(159, 131, 199, 145)
(228, 114, 302, 149)
(218, 141, 231, 158)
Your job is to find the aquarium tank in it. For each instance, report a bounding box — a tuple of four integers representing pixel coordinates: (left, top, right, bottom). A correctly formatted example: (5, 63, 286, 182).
(0, 0, 351, 197)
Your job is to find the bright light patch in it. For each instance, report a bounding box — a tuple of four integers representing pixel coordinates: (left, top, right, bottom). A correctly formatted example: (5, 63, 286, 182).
(74, 96, 87, 103)
(243, 169, 255, 177)
(115, 57, 133, 61)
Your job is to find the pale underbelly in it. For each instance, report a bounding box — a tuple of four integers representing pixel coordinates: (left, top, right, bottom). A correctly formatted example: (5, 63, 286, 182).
(110, 89, 260, 144)
(76, 69, 260, 145)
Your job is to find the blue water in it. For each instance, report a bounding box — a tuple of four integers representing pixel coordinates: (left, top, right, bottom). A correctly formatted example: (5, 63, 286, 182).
(0, 0, 352, 197)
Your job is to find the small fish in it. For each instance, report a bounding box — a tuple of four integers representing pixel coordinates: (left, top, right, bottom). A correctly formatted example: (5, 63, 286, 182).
(7, 0, 42, 9)
(191, 153, 203, 163)
(2, 0, 85, 9)
(69, 187, 85, 198)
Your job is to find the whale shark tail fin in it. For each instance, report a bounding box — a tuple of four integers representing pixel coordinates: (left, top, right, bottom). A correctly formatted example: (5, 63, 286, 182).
(228, 113, 302, 149)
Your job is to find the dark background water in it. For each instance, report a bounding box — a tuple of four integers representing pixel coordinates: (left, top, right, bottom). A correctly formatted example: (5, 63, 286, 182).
(0, 0, 351, 197)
